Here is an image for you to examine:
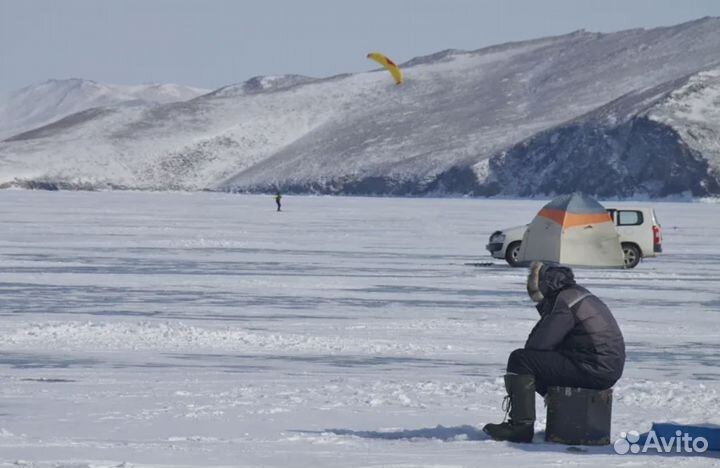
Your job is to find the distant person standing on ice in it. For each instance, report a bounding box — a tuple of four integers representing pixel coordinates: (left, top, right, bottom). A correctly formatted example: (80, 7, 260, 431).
(483, 261, 625, 443)
(275, 191, 282, 212)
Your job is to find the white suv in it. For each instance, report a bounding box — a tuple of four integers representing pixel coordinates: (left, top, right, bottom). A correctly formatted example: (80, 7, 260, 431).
(486, 207, 663, 268)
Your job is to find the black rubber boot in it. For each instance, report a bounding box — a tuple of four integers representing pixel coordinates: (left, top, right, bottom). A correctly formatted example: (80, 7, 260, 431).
(483, 374, 536, 443)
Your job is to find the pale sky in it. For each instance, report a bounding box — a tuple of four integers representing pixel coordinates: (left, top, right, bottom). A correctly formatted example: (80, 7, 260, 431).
(1, 0, 719, 93)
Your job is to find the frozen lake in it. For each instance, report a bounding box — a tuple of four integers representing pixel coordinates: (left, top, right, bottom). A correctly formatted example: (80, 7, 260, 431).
(0, 191, 718, 467)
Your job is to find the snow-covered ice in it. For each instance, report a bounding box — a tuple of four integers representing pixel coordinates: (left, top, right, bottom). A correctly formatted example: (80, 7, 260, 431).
(0, 191, 718, 467)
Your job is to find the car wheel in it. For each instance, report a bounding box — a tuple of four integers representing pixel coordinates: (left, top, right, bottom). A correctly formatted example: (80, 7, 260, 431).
(622, 243, 641, 269)
(505, 241, 522, 267)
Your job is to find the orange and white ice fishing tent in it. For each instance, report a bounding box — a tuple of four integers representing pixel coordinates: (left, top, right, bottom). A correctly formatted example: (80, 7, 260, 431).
(518, 193, 625, 268)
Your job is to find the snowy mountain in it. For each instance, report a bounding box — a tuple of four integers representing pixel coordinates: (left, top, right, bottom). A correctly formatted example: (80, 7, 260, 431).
(0, 78, 209, 140)
(1, 18, 720, 197)
(482, 68, 720, 197)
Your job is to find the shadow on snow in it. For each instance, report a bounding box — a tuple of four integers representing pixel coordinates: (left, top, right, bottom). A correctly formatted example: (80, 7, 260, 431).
(294, 424, 489, 441)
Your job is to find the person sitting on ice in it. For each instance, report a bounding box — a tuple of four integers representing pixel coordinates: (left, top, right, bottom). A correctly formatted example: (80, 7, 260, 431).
(483, 261, 625, 443)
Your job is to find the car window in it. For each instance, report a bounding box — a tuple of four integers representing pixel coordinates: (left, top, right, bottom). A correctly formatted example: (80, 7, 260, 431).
(617, 210, 644, 226)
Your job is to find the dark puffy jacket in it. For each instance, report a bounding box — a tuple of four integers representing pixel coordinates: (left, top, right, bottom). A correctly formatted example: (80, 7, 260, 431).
(525, 267, 625, 383)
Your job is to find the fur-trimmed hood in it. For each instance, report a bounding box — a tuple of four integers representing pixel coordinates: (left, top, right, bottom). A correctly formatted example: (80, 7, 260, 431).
(526, 261, 546, 303)
(526, 261, 576, 305)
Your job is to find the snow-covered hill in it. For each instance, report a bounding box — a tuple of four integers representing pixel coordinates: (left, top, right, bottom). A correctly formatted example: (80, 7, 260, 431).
(482, 67, 720, 197)
(1, 18, 720, 197)
(650, 68, 720, 170)
(0, 79, 208, 140)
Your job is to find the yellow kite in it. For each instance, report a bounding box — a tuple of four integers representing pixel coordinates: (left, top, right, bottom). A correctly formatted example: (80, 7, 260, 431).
(367, 52, 403, 85)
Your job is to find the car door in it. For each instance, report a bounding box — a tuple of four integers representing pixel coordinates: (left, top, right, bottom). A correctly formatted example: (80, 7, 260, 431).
(613, 209, 648, 253)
